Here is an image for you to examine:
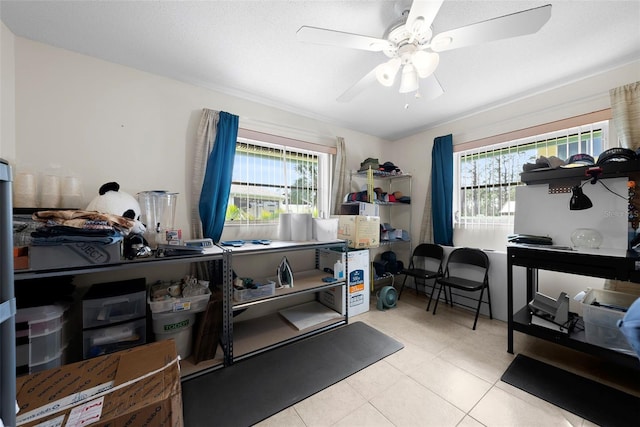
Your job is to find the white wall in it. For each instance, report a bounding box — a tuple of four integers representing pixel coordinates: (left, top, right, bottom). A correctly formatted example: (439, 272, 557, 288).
(10, 37, 388, 241)
(388, 61, 640, 249)
(0, 21, 15, 163)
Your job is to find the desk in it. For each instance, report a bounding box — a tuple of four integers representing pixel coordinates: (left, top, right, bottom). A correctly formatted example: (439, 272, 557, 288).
(507, 244, 640, 370)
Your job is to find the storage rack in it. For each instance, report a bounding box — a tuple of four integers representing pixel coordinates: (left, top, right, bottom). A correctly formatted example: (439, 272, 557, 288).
(507, 244, 640, 370)
(10, 238, 348, 386)
(1, 159, 16, 427)
(343, 171, 412, 236)
(221, 240, 348, 364)
(13, 247, 228, 381)
(343, 170, 412, 290)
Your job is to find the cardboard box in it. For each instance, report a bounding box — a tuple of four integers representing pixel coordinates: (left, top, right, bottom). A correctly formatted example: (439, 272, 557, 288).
(16, 340, 183, 427)
(14, 246, 29, 270)
(339, 202, 379, 216)
(29, 241, 121, 270)
(318, 249, 370, 317)
(336, 215, 380, 249)
(358, 202, 379, 216)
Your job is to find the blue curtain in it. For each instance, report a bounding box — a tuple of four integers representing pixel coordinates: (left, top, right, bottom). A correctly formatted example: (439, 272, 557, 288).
(199, 111, 239, 242)
(432, 134, 453, 246)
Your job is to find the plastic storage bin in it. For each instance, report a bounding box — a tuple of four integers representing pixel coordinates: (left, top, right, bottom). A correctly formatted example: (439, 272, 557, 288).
(15, 304, 69, 372)
(152, 311, 196, 359)
(148, 288, 211, 314)
(233, 280, 275, 303)
(28, 349, 65, 374)
(83, 278, 146, 329)
(83, 317, 147, 359)
(581, 288, 638, 355)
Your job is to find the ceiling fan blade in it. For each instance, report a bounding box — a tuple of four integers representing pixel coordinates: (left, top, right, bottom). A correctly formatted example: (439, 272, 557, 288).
(419, 74, 444, 101)
(430, 4, 552, 52)
(296, 26, 392, 52)
(337, 68, 378, 102)
(406, 0, 444, 34)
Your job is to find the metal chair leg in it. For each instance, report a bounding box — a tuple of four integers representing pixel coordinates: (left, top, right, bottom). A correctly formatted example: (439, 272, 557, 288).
(432, 282, 445, 315)
(425, 279, 436, 311)
(398, 275, 408, 300)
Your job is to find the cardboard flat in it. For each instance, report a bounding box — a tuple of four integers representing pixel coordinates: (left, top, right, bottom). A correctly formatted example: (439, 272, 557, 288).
(16, 340, 183, 427)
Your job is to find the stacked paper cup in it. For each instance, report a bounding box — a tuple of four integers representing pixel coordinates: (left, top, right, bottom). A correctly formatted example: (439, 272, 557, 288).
(13, 172, 38, 207)
(40, 174, 61, 208)
(61, 176, 83, 209)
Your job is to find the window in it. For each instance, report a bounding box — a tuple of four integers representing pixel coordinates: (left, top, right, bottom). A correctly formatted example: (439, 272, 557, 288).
(226, 137, 330, 227)
(454, 121, 608, 233)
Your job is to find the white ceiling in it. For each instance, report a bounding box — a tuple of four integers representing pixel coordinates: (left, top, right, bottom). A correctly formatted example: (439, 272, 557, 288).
(1, 1, 639, 141)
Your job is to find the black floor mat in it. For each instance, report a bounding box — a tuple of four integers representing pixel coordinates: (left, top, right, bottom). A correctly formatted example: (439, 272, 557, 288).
(501, 354, 640, 427)
(181, 321, 404, 427)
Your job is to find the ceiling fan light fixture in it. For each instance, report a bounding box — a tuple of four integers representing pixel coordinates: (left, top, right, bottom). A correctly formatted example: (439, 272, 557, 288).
(375, 57, 401, 87)
(411, 51, 439, 78)
(399, 64, 418, 93)
(431, 35, 453, 51)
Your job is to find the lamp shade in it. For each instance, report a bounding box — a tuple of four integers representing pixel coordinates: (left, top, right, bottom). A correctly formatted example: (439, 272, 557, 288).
(569, 186, 593, 210)
(399, 64, 419, 93)
(375, 58, 401, 87)
(411, 51, 439, 78)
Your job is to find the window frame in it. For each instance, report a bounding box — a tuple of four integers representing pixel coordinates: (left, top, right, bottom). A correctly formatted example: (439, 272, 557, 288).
(452, 116, 611, 249)
(224, 133, 332, 231)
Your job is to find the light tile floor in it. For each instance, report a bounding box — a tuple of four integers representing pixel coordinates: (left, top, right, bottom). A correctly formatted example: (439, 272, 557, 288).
(257, 291, 640, 427)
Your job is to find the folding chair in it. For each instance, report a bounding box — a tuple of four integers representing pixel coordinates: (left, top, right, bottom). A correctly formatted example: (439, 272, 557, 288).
(432, 247, 492, 330)
(398, 243, 444, 311)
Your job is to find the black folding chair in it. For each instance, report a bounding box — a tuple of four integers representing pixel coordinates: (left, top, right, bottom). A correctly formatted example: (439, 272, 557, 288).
(399, 243, 444, 311)
(432, 247, 492, 330)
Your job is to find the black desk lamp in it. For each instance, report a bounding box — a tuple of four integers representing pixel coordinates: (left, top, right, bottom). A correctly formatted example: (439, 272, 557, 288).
(569, 167, 603, 210)
(570, 185, 593, 210)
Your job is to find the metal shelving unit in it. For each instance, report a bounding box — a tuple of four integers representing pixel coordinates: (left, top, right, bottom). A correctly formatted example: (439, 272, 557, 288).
(221, 240, 348, 364)
(1, 159, 16, 427)
(13, 246, 227, 381)
(507, 244, 640, 370)
(344, 170, 412, 291)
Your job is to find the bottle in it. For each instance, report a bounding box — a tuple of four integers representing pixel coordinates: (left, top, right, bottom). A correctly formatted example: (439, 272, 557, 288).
(334, 259, 344, 280)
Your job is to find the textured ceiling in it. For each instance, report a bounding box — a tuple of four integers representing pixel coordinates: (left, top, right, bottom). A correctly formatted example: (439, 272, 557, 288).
(1, 0, 639, 140)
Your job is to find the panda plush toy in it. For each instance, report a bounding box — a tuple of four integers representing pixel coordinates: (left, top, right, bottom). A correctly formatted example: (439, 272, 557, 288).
(86, 182, 151, 259)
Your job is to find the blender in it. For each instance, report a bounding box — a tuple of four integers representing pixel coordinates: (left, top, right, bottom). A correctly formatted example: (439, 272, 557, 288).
(137, 191, 178, 248)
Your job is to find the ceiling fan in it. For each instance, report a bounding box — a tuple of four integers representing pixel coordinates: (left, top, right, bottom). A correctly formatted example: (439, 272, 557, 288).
(297, 1, 552, 102)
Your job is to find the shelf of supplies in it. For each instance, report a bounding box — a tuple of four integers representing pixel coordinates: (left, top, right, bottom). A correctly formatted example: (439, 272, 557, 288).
(512, 306, 638, 370)
(14, 249, 225, 280)
(342, 201, 410, 206)
(353, 170, 412, 180)
(231, 311, 345, 361)
(507, 244, 640, 370)
(232, 269, 345, 309)
(223, 240, 348, 365)
(520, 159, 640, 185)
(379, 239, 411, 246)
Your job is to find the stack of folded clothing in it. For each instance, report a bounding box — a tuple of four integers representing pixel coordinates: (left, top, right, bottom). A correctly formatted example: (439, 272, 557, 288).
(358, 157, 379, 172)
(30, 210, 135, 245)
